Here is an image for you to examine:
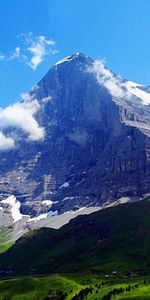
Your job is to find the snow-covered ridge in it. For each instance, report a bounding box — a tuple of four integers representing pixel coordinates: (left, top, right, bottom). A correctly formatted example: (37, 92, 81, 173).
(55, 56, 72, 65)
(125, 81, 150, 106)
(55, 52, 89, 66)
(90, 59, 150, 106)
(56, 54, 150, 106)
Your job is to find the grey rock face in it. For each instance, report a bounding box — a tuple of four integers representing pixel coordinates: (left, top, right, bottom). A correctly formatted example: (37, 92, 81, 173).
(0, 52, 150, 216)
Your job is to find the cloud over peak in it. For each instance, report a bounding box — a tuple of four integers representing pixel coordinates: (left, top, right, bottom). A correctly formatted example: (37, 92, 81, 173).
(0, 132, 15, 151)
(89, 59, 128, 99)
(0, 94, 45, 150)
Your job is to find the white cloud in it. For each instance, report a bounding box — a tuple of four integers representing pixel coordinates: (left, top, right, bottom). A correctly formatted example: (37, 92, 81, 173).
(20, 92, 34, 102)
(89, 59, 127, 99)
(26, 34, 56, 70)
(0, 132, 15, 151)
(0, 90, 46, 151)
(9, 32, 58, 70)
(0, 96, 45, 150)
(10, 47, 21, 60)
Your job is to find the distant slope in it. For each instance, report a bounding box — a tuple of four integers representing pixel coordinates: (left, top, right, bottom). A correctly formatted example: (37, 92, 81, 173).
(0, 198, 150, 276)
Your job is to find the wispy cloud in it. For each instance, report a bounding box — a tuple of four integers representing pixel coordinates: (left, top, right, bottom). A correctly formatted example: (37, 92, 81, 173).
(10, 47, 21, 60)
(0, 93, 45, 150)
(89, 59, 128, 99)
(25, 33, 57, 70)
(0, 132, 15, 151)
(2, 32, 58, 70)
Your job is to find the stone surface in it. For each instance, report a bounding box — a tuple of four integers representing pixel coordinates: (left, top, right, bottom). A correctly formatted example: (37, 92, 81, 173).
(0, 53, 150, 216)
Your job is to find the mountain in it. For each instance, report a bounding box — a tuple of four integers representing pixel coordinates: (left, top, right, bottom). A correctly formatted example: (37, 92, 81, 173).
(0, 52, 150, 220)
(1, 198, 150, 276)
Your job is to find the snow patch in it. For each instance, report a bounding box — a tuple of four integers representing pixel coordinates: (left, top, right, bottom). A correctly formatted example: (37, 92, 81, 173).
(59, 182, 69, 189)
(1, 195, 23, 222)
(42, 200, 53, 206)
(62, 196, 74, 202)
(55, 53, 87, 66)
(27, 213, 48, 222)
(27, 209, 58, 223)
(55, 56, 72, 65)
(0, 195, 57, 225)
(126, 81, 150, 105)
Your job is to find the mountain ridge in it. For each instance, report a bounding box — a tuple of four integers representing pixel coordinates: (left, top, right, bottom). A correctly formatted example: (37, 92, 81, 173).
(0, 52, 150, 221)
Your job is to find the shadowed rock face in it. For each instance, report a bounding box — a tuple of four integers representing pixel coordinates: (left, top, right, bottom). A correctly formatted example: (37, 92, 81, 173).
(0, 52, 150, 216)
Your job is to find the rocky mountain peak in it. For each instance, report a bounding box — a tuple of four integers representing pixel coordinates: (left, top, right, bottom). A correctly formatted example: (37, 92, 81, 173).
(54, 52, 93, 66)
(0, 53, 150, 223)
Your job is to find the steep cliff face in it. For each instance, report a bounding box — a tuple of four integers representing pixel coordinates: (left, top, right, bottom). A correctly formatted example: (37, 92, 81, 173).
(0, 52, 150, 216)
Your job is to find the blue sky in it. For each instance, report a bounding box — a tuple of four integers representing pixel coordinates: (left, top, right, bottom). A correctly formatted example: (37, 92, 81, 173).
(0, 0, 150, 107)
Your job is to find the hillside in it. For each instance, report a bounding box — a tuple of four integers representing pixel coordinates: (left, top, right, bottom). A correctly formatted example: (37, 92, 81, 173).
(0, 198, 150, 276)
(0, 274, 150, 300)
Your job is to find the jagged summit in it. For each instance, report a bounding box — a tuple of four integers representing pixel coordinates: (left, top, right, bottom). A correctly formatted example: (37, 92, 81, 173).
(54, 52, 92, 66)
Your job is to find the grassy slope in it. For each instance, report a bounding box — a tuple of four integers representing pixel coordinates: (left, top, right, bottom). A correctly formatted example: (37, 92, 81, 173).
(0, 275, 150, 300)
(0, 200, 150, 299)
(0, 228, 14, 254)
(0, 199, 150, 276)
(0, 274, 83, 300)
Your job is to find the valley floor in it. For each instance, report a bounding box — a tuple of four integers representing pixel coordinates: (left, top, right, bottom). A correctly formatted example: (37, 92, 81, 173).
(0, 274, 149, 300)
